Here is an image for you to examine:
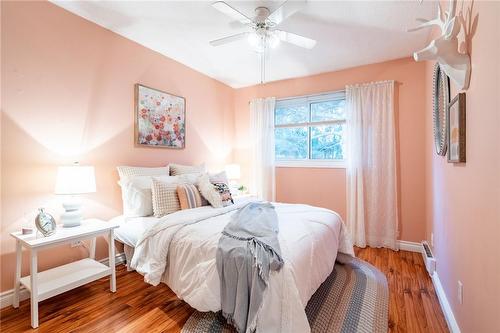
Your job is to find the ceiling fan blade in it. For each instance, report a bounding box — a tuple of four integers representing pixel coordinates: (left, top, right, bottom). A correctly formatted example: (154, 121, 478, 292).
(276, 30, 316, 49)
(268, 0, 306, 26)
(209, 32, 249, 46)
(211, 1, 252, 25)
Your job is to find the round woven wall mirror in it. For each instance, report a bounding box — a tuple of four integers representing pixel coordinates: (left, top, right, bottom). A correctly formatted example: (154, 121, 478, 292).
(432, 63, 450, 156)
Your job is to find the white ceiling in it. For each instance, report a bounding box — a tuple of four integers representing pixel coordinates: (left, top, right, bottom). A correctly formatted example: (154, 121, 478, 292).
(51, 1, 436, 88)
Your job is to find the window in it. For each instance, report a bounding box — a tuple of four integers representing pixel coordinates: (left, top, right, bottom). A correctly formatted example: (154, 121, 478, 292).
(274, 91, 346, 167)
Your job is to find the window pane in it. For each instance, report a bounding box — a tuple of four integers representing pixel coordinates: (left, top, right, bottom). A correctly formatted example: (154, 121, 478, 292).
(275, 105, 308, 125)
(310, 123, 345, 160)
(275, 127, 308, 160)
(311, 100, 346, 122)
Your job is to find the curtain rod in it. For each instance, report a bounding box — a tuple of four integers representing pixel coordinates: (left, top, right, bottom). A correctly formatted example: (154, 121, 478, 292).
(247, 80, 399, 104)
(276, 89, 346, 102)
(247, 89, 345, 105)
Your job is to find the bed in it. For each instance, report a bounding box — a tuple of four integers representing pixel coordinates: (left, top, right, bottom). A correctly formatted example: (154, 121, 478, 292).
(110, 197, 353, 332)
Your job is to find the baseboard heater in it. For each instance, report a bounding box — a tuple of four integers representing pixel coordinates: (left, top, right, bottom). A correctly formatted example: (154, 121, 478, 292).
(421, 241, 436, 276)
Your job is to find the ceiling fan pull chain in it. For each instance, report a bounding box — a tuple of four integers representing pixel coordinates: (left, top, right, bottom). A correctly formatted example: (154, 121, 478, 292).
(260, 49, 265, 84)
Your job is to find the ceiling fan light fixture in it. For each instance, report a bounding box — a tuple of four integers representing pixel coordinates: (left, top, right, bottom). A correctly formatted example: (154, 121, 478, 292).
(209, 0, 315, 83)
(268, 32, 280, 49)
(248, 32, 266, 53)
(248, 32, 259, 46)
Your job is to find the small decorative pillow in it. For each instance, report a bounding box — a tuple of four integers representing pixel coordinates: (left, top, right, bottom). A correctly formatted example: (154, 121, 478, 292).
(197, 172, 234, 208)
(176, 184, 208, 210)
(169, 163, 206, 176)
(213, 182, 234, 207)
(151, 178, 182, 217)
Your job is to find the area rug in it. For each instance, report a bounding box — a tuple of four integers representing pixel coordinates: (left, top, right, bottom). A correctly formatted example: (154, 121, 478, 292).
(181, 253, 388, 333)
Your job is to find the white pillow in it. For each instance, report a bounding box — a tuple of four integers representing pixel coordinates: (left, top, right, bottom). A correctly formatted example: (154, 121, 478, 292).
(209, 171, 229, 184)
(119, 176, 153, 217)
(119, 174, 197, 217)
(169, 163, 206, 176)
(197, 174, 223, 208)
(197, 172, 234, 208)
(151, 178, 182, 217)
(117, 165, 169, 181)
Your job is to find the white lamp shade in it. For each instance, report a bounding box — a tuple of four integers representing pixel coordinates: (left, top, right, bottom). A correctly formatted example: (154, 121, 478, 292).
(225, 164, 241, 180)
(55, 165, 96, 195)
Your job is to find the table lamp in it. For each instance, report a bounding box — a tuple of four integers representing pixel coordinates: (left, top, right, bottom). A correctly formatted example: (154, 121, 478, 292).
(54, 163, 96, 227)
(225, 164, 241, 195)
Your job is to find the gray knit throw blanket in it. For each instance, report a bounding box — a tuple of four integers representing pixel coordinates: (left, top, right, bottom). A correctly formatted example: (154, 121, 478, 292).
(216, 202, 284, 333)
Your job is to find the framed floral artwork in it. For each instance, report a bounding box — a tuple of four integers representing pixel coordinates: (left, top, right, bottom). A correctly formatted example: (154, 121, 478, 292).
(135, 84, 186, 149)
(447, 93, 466, 163)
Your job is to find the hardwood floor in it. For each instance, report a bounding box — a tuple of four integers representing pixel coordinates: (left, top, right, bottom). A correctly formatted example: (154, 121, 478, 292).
(0, 248, 449, 333)
(355, 247, 449, 333)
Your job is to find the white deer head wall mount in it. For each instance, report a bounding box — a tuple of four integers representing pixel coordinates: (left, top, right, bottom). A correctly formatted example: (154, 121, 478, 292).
(408, 0, 471, 90)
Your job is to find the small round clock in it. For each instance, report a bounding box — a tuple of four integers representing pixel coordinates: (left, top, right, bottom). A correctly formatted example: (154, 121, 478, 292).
(35, 208, 56, 237)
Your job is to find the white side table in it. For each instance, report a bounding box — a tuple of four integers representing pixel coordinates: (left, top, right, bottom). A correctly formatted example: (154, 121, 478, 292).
(10, 219, 119, 328)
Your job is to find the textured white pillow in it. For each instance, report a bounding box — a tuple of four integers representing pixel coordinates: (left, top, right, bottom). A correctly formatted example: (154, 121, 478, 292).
(117, 165, 169, 181)
(169, 163, 206, 176)
(197, 174, 223, 208)
(197, 172, 234, 208)
(151, 178, 183, 217)
(119, 174, 192, 217)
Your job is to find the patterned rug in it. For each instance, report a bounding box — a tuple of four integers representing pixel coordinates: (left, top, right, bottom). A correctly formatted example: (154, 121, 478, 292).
(181, 254, 388, 333)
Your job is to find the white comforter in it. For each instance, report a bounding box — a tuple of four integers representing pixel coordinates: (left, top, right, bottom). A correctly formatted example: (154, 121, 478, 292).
(129, 199, 353, 332)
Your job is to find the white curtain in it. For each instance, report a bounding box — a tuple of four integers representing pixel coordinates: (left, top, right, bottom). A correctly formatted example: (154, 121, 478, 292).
(250, 97, 276, 201)
(346, 81, 399, 250)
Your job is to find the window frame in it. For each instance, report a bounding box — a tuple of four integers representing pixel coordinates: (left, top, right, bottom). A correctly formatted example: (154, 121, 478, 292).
(274, 90, 347, 169)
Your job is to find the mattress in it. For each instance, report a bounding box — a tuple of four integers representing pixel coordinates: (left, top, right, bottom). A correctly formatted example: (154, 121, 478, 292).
(110, 215, 158, 248)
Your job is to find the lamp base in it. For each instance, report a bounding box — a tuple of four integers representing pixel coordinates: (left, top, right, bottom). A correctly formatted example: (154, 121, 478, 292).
(229, 183, 241, 196)
(61, 199, 83, 227)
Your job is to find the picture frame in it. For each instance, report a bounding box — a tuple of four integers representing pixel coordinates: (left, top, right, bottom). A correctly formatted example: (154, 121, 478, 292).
(134, 84, 186, 149)
(447, 93, 466, 163)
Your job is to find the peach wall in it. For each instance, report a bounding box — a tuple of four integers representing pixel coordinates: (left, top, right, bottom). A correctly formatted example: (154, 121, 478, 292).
(424, 1, 500, 331)
(0, 1, 234, 292)
(234, 58, 427, 242)
(4, 9, 498, 332)
(276, 168, 346, 219)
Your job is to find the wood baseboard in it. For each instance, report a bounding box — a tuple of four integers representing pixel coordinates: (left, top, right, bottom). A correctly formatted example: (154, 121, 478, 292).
(0, 253, 126, 309)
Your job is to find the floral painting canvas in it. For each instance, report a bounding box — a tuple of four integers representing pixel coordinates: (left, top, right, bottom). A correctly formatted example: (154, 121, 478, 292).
(135, 84, 185, 148)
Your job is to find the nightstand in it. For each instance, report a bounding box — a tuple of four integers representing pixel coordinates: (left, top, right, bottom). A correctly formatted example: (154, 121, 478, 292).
(10, 219, 119, 328)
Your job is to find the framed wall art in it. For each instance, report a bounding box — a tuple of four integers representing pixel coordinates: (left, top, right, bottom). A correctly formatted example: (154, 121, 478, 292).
(135, 84, 186, 149)
(447, 92, 466, 163)
(432, 63, 450, 157)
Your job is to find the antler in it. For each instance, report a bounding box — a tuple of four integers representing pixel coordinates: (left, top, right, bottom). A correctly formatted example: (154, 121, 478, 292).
(446, 0, 457, 21)
(407, 0, 457, 34)
(407, 2, 444, 32)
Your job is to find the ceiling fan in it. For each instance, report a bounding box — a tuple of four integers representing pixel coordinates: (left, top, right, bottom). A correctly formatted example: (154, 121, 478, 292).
(209, 0, 316, 83)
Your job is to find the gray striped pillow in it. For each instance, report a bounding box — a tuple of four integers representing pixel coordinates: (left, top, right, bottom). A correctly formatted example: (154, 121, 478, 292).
(176, 184, 207, 210)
